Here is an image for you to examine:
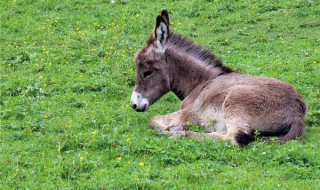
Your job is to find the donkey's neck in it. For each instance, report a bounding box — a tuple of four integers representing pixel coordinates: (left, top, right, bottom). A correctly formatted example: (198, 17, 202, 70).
(165, 48, 224, 100)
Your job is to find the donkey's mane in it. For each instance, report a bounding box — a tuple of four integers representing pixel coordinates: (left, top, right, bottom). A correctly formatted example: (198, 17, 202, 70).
(168, 33, 233, 74)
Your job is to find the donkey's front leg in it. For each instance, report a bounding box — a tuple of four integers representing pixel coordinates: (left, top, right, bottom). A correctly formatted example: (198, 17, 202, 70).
(150, 110, 189, 131)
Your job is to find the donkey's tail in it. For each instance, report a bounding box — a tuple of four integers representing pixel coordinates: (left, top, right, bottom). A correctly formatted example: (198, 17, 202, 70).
(279, 98, 306, 144)
(279, 117, 305, 144)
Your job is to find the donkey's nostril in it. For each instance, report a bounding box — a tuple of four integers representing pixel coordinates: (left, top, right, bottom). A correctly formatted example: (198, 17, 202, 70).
(132, 104, 137, 109)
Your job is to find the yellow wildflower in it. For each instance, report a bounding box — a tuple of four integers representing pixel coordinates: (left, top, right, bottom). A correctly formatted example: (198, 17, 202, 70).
(57, 144, 61, 153)
(139, 162, 144, 166)
(116, 157, 122, 161)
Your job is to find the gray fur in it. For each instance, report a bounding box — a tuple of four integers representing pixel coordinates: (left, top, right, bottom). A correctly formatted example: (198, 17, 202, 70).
(131, 10, 306, 146)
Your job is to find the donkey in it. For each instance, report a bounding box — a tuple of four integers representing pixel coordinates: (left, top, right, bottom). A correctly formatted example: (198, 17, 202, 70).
(130, 10, 306, 146)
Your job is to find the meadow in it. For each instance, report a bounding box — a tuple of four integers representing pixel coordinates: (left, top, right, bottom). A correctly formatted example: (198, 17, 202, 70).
(1, 0, 319, 189)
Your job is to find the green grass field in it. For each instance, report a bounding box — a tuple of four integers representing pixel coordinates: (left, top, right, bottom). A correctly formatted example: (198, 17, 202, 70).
(1, 0, 319, 189)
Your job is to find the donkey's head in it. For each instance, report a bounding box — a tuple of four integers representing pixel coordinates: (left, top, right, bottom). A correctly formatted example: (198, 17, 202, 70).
(130, 10, 171, 112)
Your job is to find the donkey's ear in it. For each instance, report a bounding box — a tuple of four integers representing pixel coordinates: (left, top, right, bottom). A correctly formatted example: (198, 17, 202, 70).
(161, 9, 170, 26)
(154, 15, 169, 51)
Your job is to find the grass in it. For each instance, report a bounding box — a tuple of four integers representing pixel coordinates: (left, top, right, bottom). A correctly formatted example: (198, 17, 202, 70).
(1, 0, 319, 189)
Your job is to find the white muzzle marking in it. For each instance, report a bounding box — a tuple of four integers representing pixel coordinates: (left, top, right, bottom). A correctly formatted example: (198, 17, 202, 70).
(130, 91, 150, 112)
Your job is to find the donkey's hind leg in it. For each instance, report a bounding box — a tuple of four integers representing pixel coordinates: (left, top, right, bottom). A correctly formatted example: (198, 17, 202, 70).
(165, 117, 254, 146)
(172, 130, 253, 146)
(173, 120, 255, 146)
(168, 130, 229, 141)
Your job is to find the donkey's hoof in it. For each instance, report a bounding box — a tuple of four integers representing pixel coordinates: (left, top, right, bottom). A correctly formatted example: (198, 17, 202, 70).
(154, 130, 169, 137)
(169, 126, 185, 131)
(160, 130, 169, 135)
(169, 131, 186, 139)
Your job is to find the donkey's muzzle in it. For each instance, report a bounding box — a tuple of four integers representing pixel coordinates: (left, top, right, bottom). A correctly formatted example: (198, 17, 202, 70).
(130, 91, 150, 112)
(131, 103, 147, 112)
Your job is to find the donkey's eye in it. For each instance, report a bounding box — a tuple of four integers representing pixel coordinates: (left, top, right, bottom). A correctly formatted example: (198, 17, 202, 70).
(143, 71, 153, 78)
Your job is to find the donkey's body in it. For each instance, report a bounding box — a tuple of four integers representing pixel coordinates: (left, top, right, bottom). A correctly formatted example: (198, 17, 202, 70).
(130, 10, 306, 146)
